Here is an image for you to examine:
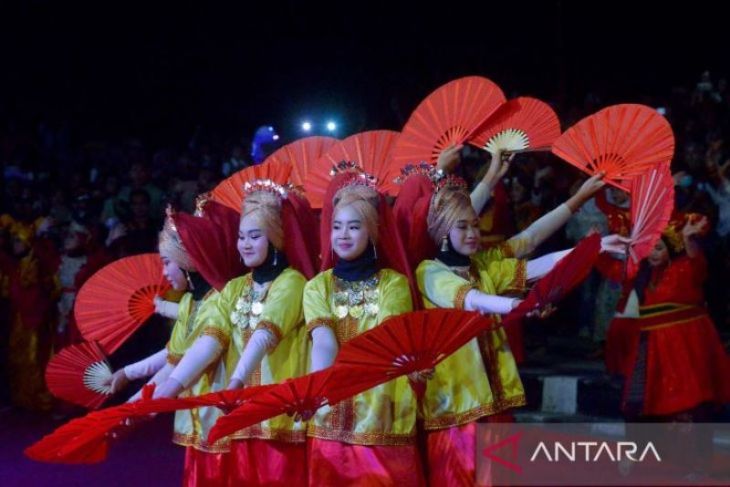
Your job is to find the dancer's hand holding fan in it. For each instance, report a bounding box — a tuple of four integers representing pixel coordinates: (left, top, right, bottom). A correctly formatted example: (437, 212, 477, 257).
(45, 341, 113, 409)
(552, 104, 675, 192)
(392, 76, 505, 166)
(208, 370, 335, 443)
(208, 310, 495, 441)
(504, 234, 602, 325)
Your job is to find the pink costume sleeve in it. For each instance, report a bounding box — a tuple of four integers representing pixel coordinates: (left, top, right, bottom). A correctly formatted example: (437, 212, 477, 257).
(128, 362, 175, 402)
(123, 349, 168, 381)
(464, 291, 517, 315)
(508, 203, 572, 258)
(526, 249, 572, 281)
(310, 327, 338, 372)
(230, 329, 275, 384)
(168, 335, 224, 389)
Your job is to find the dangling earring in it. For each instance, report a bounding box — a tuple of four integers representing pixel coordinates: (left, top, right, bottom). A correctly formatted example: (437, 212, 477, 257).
(441, 235, 449, 252)
(184, 270, 195, 290)
(273, 248, 278, 266)
(371, 240, 377, 260)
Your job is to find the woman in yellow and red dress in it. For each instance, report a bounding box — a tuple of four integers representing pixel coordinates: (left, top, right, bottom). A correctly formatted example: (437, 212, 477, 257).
(111, 199, 244, 486)
(605, 214, 730, 418)
(204, 180, 317, 485)
(305, 170, 424, 486)
(403, 170, 628, 485)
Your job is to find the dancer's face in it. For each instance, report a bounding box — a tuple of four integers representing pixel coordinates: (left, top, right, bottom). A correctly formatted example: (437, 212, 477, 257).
(161, 254, 187, 290)
(648, 238, 670, 267)
(448, 206, 480, 256)
(238, 214, 270, 268)
(332, 204, 370, 261)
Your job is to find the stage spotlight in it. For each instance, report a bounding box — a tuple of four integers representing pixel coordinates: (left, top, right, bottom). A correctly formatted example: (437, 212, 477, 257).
(326, 121, 337, 132)
(301, 121, 312, 132)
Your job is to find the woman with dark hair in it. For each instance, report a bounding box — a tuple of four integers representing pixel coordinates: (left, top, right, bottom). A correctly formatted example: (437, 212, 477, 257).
(605, 214, 730, 419)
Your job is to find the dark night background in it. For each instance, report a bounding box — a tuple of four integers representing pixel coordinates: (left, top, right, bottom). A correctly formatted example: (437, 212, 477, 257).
(1, 1, 727, 146)
(2, 5, 730, 485)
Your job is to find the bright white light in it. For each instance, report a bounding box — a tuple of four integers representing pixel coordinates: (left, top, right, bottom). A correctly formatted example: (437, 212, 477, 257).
(301, 121, 312, 132)
(272, 134, 280, 141)
(326, 121, 337, 132)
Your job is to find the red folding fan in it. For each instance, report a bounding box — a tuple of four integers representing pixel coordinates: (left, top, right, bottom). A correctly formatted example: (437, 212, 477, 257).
(24, 384, 275, 465)
(392, 76, 506, 166)
(75, 254, 170, 355)
(304, 130, 400, 208)
(505, 233, 602, 325)
(552, 104, 675, 192)
(627, 164, 675, 278)
(25, 405, 130, 464)
(327, 309, 495, 400)
(210, 159, 292, 212)
(45, 341, 113, 409)
(469, 97, 561, 155)
(208, 370, 334, 443)
(262, 136, 338, 188)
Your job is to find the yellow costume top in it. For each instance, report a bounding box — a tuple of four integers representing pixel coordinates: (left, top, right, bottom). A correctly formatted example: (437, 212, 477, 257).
(169, 289, 232, 453)
(304, 268, 417, 446)
(212, 267, 308, 443)
(415, 245, 527, 430)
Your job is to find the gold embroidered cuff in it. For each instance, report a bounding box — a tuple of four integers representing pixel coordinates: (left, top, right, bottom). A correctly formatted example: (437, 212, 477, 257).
(165, 342, 182, 365)
(254, 320, 284, 351)
(454, 284, 476, 309)
(504, 260, 527, 294)
(306, 425, 416, 446)
(498, 241, 516, 258)
(201, 326, 230, 350)
(423, 394, 527, 430)
(306, 317, 336, 336)
(166, 353, 182, 365)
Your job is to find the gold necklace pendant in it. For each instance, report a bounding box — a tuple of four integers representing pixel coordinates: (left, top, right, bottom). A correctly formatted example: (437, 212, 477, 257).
(332, 274, 380, 319)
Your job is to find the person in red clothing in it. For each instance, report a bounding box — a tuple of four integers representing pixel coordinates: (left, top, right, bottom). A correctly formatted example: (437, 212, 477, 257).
(605, 213, 730, 419)
(54, 220, 111, 347)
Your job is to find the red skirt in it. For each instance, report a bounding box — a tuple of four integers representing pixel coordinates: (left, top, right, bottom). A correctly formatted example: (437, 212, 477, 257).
(605, 316, 637, 376)
(504, 320, 525, 364)
(426, 413, 514, 487)
(307, 437, 425, 486)
(611, 305, 730, 416)
(182, 447, 230, 487)
(229, 438, 307, 486)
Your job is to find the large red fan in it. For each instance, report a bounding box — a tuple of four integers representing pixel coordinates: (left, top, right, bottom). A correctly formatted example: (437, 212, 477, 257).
(45, 341, 113, 409)
(505, 233, 602, 325)
(262, 136, 338, 188)
(333, 309, 493, 385)
(469, 97, 561, 155)
(75, 254, 170, 354)
(210, 159, 292, 212)
(25, 384, 275, 464)
(552, 104, 675, 192)
(304, 130, 400, 208)
(392, 76, 506, 166)
(208, 370, 336, 443)
(627, 164, 675, 278)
